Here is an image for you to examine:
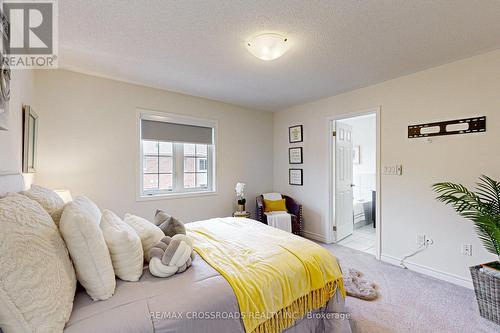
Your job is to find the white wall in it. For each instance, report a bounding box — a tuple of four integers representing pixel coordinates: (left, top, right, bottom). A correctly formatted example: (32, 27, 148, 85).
(34, 70, 274, 222)
(339, 114, 376, 202)
(0, 70, 35, 174)
(273, 50, 500, 285)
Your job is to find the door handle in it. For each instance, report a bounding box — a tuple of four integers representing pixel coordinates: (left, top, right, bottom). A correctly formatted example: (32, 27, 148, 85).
(350, 184, 355, 187)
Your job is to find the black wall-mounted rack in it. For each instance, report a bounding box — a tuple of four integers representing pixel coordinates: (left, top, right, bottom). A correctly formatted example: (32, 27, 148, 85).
(408, 116, 486, 138)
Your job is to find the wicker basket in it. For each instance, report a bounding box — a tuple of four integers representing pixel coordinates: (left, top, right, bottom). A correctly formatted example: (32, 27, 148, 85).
(470, 264, 500, 325)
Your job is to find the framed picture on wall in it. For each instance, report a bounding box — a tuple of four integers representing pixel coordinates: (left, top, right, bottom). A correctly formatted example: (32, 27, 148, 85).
(22, 105, 38, 173)
(289, 125, 303, 143)
(289, 168, 303, 186)
(289, 147, 303, 164)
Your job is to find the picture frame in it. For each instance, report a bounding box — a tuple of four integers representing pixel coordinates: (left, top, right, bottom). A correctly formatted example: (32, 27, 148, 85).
(353, 145, 360, 164)
(0, 8, 10, 114)
(289, 125, 303, 143)
(289, 147, 303, 164)
(22, 105, 38, 173)
(289, 168, 303, 186)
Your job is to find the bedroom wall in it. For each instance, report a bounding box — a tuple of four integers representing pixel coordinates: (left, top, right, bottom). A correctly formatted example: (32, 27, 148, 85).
(273, 49, 500, 286)
(0, 70, 35, 174)
(33, 70, 274, 222)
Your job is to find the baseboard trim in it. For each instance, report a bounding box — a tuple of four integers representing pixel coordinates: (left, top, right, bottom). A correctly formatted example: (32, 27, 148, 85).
(381, 254, 473, 289)
(302, 230, 330, 243)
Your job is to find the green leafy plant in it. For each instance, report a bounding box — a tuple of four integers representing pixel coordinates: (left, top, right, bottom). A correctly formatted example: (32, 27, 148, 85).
(432, 175, 500, 262)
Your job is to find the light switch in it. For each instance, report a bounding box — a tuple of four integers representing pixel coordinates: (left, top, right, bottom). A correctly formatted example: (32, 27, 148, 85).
(384, 164, 403, 176)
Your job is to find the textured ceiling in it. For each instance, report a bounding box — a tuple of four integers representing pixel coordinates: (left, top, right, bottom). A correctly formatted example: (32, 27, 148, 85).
(59, 1, 500, 111)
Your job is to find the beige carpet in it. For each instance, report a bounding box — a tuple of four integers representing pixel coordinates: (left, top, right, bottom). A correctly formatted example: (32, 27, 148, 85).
(322, 244, 498, 333)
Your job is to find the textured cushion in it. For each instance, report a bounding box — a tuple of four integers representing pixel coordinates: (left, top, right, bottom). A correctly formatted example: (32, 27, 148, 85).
(0, 193, 76, 333)
(148, 235, 195, 278)
(59, 196, 116, 301)
(263, 198, 287, 212)
(124, 213, 164, 262)
(154, 209, 186, 237)
(21, 184, 65, 226)
(100, 210, 144, 282)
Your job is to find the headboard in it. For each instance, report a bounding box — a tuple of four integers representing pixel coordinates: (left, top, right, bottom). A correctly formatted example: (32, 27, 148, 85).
(0, 173, 27, 196)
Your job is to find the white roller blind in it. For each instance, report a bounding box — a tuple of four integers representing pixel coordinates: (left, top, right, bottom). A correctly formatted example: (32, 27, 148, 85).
(141, 119, 213, 144)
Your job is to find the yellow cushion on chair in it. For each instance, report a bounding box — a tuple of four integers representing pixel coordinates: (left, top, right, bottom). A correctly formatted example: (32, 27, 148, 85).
(263, 198, 287, 212)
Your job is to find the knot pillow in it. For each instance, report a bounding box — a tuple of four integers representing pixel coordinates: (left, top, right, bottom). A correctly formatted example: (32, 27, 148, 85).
(148, 235, 195, 278)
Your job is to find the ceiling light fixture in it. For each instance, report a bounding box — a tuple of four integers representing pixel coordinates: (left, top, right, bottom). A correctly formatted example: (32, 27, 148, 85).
(245, 33, 289, 61)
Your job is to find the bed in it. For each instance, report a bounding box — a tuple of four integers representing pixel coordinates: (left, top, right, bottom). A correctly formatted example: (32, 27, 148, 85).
(65, 252, 350, 333)
(0, 174, 352, 333)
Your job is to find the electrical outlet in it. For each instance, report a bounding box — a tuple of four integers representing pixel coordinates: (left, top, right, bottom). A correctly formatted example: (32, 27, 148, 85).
(416, 234, 426, 246)
(462, 244, 473, 256)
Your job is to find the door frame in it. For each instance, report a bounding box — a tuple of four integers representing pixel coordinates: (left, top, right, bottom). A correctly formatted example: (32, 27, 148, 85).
(327, 106, 382, 259)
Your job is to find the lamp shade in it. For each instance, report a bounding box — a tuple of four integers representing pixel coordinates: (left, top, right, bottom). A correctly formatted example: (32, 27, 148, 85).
(245, 33, 289, 61)
(54, 189, 73, 203)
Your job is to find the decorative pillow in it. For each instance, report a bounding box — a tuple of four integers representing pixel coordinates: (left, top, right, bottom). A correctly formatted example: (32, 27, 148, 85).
(100, 210, 144, 282)
(124, 213, 164, 262)
(149, 235, 195, 278)
(264, 198, 287, 212)
(154, 209, 186, 237)
(0, 193, 76, 333)
(59, 196, 116, 301)
(21, 184, 65, 226)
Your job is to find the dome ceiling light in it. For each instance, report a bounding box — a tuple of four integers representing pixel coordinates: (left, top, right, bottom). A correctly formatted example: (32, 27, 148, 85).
(245, 33, 289, 61)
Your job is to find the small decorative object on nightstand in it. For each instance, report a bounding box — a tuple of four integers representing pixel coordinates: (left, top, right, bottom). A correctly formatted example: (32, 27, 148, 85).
(235, 182, 246, 212)
(233, 211, 251, 218)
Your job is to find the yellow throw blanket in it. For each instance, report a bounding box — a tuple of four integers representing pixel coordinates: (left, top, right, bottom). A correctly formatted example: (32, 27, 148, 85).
(187, 218, 345, 333)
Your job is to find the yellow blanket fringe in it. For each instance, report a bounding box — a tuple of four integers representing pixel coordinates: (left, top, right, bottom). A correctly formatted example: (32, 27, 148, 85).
(253, 280, 343, 333)
(187, 218, 345, 333)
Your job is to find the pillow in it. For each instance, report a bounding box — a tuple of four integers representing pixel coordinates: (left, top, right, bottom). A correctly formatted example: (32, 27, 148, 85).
(100, 210, 144, 282)
(21, 184, 65, 226)
(124, 213, 164, 262)
(59, 196, 116, 301)
(0, 193, 76, 333)
(154, 209, 186, 237)
(263, 192, 283, 201)
(264, 198, 287, 213)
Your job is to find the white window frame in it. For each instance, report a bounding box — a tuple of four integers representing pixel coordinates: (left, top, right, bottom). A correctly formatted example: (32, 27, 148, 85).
(136, 109, 218, 201)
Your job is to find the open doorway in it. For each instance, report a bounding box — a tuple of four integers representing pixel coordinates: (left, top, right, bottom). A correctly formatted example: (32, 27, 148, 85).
(329, 109, 380, 257)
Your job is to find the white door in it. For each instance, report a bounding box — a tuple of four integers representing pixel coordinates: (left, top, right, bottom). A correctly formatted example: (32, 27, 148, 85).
(335, 121, 354, 241)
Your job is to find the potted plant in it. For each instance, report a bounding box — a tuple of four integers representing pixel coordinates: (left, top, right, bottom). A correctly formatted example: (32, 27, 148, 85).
(433, 175, 500, 324)
(235, 182, 246, 212)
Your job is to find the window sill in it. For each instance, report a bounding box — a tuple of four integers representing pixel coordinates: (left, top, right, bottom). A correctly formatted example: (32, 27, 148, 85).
(136, 190, 218, 202)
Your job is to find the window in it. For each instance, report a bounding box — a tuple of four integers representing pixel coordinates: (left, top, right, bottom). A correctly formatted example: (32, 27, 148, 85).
(139, 112, 216, 197)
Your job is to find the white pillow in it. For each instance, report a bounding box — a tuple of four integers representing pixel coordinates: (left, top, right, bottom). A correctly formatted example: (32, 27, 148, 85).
(21, 184, 65, 226)
(0, 193, 76, 333)
(263, 192, 282, 201)
(124, 213, 164, 262)
(59, 196, 116, 301)
(100, 210, 144, 282)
